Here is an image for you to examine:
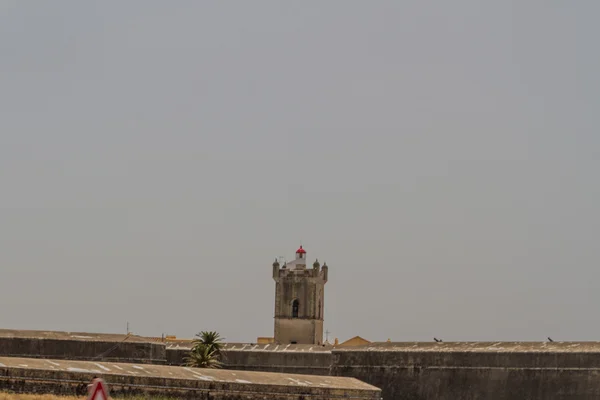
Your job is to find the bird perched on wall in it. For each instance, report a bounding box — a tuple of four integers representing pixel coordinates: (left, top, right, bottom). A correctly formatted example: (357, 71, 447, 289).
(548, 337, 554, 342)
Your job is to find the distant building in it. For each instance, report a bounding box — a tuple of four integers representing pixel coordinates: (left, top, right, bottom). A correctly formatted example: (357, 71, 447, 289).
(338, 336, 371, 347)
(272, 245, 328, 345)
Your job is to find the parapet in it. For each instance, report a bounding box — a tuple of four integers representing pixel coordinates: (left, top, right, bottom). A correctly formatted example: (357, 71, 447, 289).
(273, 263, 328, 282)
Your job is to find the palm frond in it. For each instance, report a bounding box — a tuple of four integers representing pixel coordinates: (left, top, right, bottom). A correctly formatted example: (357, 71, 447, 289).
(185, 339, 223, 369)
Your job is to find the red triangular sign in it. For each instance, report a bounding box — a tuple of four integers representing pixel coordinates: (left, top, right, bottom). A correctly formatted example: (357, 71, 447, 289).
(87, 378, 109, 400)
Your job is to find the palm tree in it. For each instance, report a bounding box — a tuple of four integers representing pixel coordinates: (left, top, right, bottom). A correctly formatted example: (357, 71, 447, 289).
(184, 344, 223, 369)
(194, 331, 223, 356)
(185, 331, 224, 369)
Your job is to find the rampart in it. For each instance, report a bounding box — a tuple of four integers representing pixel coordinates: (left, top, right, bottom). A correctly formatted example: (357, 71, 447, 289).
(167, 342, 332, 375)
(0, 356, 381, 400)
(331, 342, 600, 400)
(5, 329, 600, 399)
(0, 329, 165, 364)
(172, 341, 600, 399)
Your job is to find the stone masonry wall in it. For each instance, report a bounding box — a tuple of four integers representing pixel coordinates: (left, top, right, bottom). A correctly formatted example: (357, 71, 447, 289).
(0, 364, 381, 400)
(331, 345, 600, 400)
(170, 343, 600, 399)
(0, 337, 165, 364)
(7, 334, 600, 399)
(167, 347, 332, 376)
(221, 349, 332, 376)
(166, 347, 188, 365)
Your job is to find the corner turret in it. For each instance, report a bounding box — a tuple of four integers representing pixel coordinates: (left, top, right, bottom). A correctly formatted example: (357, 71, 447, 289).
(313, 259, 320, 275)
(321, 261, 328, 282)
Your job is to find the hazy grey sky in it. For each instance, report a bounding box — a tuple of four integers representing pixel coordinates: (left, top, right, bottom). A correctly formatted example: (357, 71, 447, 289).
(1, 1, 599, 343)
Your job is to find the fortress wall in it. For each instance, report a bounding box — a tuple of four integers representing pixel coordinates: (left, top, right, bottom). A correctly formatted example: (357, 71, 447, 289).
(0, 356, 382, 400)
(166, 346, 332, 376)
(0, 335, 334, 374)
(333, 349, 600, 368)
(8, 330, 600, 399)
(166, 347, 189, 365)
(220, 349, 332, 375)
(0, 337, 166, 364)
(331, 343, 600, 400)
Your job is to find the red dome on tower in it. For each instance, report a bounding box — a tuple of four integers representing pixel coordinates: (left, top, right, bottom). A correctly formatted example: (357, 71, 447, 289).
(296, 245, 306, 254)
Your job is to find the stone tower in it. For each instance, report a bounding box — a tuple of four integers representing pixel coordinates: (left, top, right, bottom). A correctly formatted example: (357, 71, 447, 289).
(272, 245, 328, 345)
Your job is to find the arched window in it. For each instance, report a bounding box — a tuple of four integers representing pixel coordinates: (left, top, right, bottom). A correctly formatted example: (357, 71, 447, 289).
(318, 300, 321, 319)
(292, 299, 299, 318)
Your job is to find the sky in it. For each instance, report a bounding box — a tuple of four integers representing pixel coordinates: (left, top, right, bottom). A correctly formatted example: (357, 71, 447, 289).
(1, 1, 599, 343)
